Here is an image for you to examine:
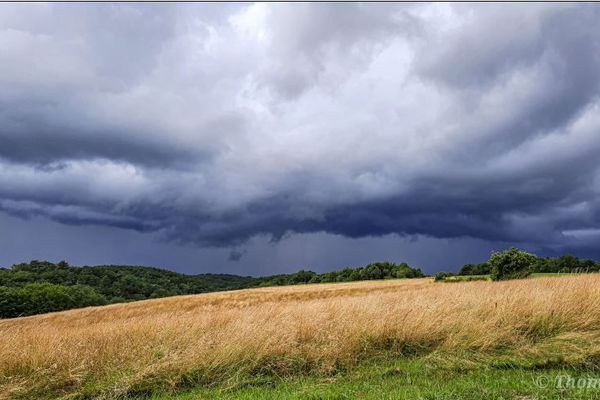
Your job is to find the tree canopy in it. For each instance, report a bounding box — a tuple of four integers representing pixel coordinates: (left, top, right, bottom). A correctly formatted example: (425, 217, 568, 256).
(457, 249, 599, 280)
(0, 260, 424, 318)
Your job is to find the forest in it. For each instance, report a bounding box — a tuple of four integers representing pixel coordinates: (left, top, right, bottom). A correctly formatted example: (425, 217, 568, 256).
(0, 260, 424, 318)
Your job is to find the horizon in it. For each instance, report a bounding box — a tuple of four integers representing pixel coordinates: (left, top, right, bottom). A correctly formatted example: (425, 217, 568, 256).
(2, 246, 597, 278)
(2, 3, 600, 276)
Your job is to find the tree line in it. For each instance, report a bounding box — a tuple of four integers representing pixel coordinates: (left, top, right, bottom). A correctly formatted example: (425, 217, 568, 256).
(0, 260, 424, 318)
(256, 262, 424, 286)
(4, 250, 595, 318)
(437, 248, 600, 281)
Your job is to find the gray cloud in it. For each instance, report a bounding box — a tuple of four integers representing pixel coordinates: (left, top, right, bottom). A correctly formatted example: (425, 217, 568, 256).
(1, 3, 600, 269)
(227, 248, 247, 262)
(257, 3, 419, 98)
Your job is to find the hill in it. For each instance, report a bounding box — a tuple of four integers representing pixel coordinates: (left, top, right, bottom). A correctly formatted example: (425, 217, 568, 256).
(1, 260, 258, 301)
(0, 260, 424, 318)
(1, 275, 599, 399)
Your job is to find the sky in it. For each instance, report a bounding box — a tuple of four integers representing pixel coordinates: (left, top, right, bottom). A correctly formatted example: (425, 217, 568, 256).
(1, 3, 600, 276)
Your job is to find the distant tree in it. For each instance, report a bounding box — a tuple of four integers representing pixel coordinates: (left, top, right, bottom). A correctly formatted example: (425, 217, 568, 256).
(489, 248, 537, 281)
(459, 262, 490, 276)
(290, 270, 316, 284)
(69, 285, 108, 307)
(0, 261, 259, 318)
(0, 283, 108, 318)
(556, 255, 577, 273)
(459, 264, 474, 275)
(434, 272, 454, 282)
(580, 259, 599, 273)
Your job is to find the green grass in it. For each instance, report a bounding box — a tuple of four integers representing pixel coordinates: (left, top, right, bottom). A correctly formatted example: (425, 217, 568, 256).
(147, 356, 600, 400)
(440, 273, 586, 283)
(531, 273, 583, 278)
(441, 275, 490, 282)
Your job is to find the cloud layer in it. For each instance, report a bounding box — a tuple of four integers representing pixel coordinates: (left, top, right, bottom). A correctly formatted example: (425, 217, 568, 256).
(2, 3, 600, 259)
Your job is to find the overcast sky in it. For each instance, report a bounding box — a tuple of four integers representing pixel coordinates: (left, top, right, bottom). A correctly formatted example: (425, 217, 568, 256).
(2, 3, 600, 275)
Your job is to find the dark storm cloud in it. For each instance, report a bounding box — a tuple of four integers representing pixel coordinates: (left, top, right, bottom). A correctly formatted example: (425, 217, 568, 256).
(228, 249, 247, 262)
(2, 2, 600, 260)
(0, 121, 200, 168)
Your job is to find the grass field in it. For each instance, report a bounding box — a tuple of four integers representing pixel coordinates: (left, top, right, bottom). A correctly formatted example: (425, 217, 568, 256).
(439, 272, 583, 282)
(438, 274, 491, 282)
(2, 275, 600, 399)
(152, 358, 600, 400)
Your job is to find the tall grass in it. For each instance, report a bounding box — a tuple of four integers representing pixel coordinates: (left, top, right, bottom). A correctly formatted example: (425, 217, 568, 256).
(2, 276, 600, 399)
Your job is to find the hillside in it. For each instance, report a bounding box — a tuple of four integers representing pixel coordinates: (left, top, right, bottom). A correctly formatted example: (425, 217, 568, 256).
(2, 275, 600, 399)
(1, 261, 258, 301)
(0, 260, 424, 318)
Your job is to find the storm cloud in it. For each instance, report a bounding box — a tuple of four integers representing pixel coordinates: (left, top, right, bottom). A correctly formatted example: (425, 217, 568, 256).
(2, 3, 600, 270)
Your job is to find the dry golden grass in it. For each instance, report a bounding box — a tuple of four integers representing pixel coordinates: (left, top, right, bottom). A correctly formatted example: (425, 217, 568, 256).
(2, 275, 600, 399)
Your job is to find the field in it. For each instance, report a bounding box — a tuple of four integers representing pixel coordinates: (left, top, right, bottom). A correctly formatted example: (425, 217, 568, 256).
(438, 273, 582, 282)
(2, 276, 600, 399)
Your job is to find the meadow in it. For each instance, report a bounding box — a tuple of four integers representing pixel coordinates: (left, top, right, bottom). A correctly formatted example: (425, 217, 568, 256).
(437, 272, 579, 282)
(2, 275, 600, 399)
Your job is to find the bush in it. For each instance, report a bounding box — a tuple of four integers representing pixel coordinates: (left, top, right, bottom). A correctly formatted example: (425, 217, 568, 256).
(434, 272, 454, 282)
(489, 248, 537, 281)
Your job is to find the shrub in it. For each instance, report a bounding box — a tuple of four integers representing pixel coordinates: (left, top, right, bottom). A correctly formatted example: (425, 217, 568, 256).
(434, 272, 454, 282)
(489, 248, 537, 281)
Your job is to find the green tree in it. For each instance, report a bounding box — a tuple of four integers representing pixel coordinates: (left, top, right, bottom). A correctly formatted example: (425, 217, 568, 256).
(0, 283, 108, 318)
(489, 248, 537, 281)
(434, 272, 453, 282)
(459, 262, 490, 276)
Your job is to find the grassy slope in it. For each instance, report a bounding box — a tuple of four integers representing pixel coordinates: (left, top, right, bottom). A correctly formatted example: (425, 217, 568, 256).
(2, 276, 600, 399)
(442, 273, 581, 282)
(153, 358, 595, 400)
